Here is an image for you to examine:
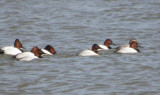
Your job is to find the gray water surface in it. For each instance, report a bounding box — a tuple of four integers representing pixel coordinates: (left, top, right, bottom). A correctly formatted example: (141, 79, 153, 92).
(0, 0, 160, 95)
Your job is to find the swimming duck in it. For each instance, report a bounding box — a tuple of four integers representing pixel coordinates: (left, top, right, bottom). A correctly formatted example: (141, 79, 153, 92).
(98, 39, 116, 50)
(41, 45, 56, 55)
(15, 46, 44, 61)
(79, 44, 102, 56)
(114, 41, 140, 53)
(0, 39, 24, 55)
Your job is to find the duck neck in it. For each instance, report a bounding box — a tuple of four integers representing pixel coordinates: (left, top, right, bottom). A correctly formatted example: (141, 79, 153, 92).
(104, 43, 110, 47)
(92, 48, 98, 53)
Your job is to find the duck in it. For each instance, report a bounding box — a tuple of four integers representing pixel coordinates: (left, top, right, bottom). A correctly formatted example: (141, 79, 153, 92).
(78, 44, 102, 56)
(114, 41, 140, 53)
(41, 45, 56, 55)
(0, 39, 24, 55)
(15, 46, 44, 61)
(98, 39, 116, 50)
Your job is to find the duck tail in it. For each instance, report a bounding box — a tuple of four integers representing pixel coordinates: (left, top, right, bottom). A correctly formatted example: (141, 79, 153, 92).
(0, 49, 4, 54)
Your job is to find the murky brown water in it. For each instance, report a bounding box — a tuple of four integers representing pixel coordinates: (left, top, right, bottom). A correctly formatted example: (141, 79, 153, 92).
(0, 0, 160, 95)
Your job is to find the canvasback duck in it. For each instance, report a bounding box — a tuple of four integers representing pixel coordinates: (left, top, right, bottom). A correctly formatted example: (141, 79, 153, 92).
(15, 46, 44, 61)
(79, 44, 102, 56)
(0, 39, 23, 55)
(98, 39, 116, 50)
(115, 38, 142, 50)
(41, 45, 56, 55)
(114, 41, 140, 53)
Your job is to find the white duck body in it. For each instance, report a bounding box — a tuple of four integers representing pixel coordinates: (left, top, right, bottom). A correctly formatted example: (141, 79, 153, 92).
(116, 44, 138, 53)
(18, 55, 38, 61)
(15, 52, 36, 59)
(41, 48, 52, 55)
(78, 49, 99, 56)
(98, 44, 109, 50)
(1, 46, 22, 55)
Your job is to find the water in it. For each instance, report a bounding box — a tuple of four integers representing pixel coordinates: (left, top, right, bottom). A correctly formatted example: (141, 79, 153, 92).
(0, 0, 160, 95)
